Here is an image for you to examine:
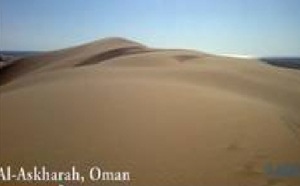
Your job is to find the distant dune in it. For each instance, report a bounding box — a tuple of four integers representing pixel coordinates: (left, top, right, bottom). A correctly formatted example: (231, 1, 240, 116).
(1, 38, 300, 186)
(260, 57, 300, 70)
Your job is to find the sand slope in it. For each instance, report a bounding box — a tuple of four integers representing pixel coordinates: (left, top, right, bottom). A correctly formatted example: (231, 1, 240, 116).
(1, 38, 300, 186)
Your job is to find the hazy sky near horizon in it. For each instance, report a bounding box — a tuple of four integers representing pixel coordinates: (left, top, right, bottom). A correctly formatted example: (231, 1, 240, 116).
(1, 0, 300, 56)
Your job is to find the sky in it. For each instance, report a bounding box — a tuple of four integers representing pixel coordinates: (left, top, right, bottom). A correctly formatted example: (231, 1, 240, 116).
(1, 0, 300, 57)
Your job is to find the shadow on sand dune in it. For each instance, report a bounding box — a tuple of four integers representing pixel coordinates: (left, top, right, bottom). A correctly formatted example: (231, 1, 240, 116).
(76, 47, 202, 67)
(173, 54, 200, 62)
(75, 46, 150, 66)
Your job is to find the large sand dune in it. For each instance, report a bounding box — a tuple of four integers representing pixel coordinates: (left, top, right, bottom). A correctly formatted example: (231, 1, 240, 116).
(1, 38, 300, 186)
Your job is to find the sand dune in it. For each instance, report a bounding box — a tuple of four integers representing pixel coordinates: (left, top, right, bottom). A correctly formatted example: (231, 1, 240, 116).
(1, 38, 300, 186)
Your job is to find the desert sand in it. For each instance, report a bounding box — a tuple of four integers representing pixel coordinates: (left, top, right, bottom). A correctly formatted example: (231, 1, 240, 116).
(1, 37, 300, 186)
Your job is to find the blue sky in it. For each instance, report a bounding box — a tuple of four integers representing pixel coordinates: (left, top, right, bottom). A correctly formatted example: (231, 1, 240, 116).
(1, 0, 300, 56)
